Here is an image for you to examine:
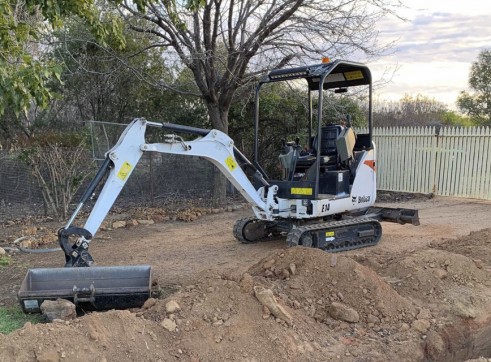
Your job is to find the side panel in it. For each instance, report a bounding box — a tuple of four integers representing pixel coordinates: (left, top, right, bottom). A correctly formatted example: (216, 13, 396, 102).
(275, 145, 377, 219)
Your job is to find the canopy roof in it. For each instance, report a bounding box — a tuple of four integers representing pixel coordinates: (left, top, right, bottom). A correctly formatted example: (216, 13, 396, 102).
(266, 60, 372, 90)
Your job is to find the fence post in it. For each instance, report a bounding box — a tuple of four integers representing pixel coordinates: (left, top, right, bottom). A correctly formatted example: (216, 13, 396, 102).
(429, 126, 438, 194)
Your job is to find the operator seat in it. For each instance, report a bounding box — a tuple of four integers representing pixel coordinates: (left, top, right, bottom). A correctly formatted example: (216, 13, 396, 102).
(295, 124, 344, 173)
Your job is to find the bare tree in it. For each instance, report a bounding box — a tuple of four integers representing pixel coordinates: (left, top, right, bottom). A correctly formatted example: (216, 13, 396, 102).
(20, 141, 94, 220)
(115, 0, 401, 203)
(373, 94, 448, 127)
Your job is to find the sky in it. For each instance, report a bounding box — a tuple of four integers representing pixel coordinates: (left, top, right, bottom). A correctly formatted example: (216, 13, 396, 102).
(369, 0, 491, 109)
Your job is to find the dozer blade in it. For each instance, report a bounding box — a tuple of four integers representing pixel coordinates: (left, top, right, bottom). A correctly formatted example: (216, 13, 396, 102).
(365, 207, 420, 226)
(18, 265, 152, 313)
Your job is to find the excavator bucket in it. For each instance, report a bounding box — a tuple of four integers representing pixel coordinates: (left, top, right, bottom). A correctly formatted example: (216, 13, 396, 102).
(18, 265, 152, 313)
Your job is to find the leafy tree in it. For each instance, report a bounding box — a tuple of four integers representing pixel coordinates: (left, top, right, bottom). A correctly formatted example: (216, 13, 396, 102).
(0, 1, 61, 134)
(0, 0, 127, 141)
(50, 20, 206, 125)
(440, 111, 473, 127)
(457, 49, 491, 125)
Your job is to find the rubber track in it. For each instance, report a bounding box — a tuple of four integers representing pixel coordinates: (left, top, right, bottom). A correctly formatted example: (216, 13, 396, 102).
(233, 217, 280, 243)
(233, 217, 254, 243)
(286, 216, 381, 252)
(233, 217, 267, 243)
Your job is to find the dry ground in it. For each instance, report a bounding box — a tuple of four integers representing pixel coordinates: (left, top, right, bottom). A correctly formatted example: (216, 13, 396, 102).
(1, 195, 491, 361)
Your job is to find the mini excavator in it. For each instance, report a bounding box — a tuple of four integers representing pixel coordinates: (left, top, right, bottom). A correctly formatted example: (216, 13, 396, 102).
(18, 60, 419, 313)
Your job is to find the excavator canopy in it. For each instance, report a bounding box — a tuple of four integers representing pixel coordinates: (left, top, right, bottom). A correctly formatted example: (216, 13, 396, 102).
(266, 60, 372, 90)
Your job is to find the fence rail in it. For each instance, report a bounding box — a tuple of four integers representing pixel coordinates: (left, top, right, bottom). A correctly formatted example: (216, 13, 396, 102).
(371, 126, 491, 199)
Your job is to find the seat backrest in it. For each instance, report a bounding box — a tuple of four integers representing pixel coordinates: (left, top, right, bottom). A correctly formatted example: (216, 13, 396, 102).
(312, 125, 343, 156)
(336, 127, 356, 162)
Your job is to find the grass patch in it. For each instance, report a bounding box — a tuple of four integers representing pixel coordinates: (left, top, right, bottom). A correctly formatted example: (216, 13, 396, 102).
(0, 306, 43, 334)
(0, 255, 11, 267)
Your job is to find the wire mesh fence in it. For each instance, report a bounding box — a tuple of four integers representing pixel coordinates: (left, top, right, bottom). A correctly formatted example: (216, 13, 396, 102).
(0, 151, 46, 219)
(0, 121, 218, 240)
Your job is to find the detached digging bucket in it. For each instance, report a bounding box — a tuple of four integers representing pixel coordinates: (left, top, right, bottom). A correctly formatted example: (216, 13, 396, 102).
(18, 265, 152, 313)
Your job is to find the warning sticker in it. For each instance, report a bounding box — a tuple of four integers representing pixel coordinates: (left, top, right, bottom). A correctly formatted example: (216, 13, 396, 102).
(225, 156, 237, 172)
(344, 70, 364, 81)
(291, 187, 313, 196)
(117, 161, 133, 181)
(325, 231, 335, 237)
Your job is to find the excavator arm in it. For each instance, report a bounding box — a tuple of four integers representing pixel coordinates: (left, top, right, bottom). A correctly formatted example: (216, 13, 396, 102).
(59, 118, 276, 267)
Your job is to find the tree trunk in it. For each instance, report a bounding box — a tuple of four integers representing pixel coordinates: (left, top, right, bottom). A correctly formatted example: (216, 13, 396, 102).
(207, 102, 229, 206)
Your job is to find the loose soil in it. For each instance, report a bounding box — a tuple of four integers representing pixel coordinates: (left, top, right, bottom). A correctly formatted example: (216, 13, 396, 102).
(1, 195, 491, 361)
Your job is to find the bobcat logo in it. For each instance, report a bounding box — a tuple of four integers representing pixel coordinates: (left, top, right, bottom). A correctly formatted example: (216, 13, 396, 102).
(358, 195, 371, 203)
(352, 195, 371, 203)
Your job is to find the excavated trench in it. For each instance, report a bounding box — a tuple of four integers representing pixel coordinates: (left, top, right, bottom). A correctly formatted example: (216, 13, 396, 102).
(434, 316, 491, 361)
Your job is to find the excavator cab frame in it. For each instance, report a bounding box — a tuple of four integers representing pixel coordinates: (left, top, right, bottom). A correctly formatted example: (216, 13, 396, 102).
(252, 60, 374, 201)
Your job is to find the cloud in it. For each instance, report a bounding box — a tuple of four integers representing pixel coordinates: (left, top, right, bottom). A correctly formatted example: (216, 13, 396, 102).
(381, 12, 491, 63)
(370, 8, 491, 107)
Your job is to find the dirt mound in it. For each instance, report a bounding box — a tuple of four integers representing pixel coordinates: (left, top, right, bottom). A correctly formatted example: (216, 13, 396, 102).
(436, 228, 491, 268)
(0, 310, 164, 362)
(353, 229, 491, 321)
(0, 250, 426, 362)
(247, 247, 415, 325)
(2, 232, 491, 362)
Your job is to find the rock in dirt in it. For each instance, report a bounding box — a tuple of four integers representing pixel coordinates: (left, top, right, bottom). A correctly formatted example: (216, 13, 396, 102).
(417, 308, 432, 320)
(329, 302, 359, 323)
(289, 263, 296, 275)
(40, 299, 76, 322)
(137, 219, 155, 225)
(35, 350, 60, 362)
(280, 269, 290, 280)
(433, 268, 448, 279)
(161, 318, 177, 332)
(165, 300, 181, 313)
(453, 301, 476, 319)
(367, 314, 380, 324)
(112, 220, 126, 229)
(262, 259, 275, 270)
(142, 298, 157, 309)
(0, 247, 5, 255)
(400, 323, 410, 332)
(254, 286, 292, 325)
(411, 319, 430, 333)
(425, 330, 445, 360)
(473, 259, 484, 269)
(22, 226, 37, 236)
(20, 238, 36, 249)
(330, 255, 337, 267)
(240, 273, 254, 293)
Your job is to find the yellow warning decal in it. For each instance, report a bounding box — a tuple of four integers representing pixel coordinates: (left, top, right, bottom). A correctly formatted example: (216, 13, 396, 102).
(344, 70, 364, 81)
(117, 161, 133, 181)
(225, 156, 237, 172)
(291, 187, 313, 195)
(325, 231, 335, 237)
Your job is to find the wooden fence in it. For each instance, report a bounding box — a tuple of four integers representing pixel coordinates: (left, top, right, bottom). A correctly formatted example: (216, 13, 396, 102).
(368, 127, 491, 200)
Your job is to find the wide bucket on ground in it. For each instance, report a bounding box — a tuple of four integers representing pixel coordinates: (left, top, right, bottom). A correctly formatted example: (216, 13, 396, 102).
(18, 265, 152, 313)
